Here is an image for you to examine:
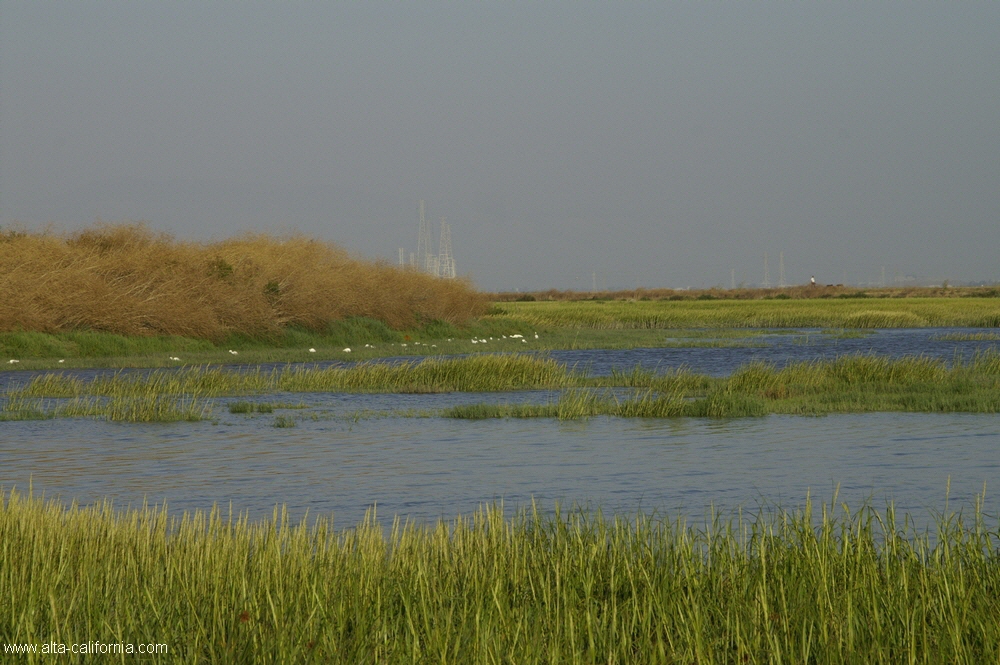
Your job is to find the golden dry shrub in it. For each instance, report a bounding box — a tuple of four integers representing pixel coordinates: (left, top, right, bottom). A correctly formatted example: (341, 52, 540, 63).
(0, 223, 487, 339)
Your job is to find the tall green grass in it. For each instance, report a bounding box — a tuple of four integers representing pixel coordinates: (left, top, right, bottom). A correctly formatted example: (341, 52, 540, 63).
(2, 488, 998, 662)
(6, 355, 570, 400)
(1, 394, 210, 422)
(277, 354, 570, 393)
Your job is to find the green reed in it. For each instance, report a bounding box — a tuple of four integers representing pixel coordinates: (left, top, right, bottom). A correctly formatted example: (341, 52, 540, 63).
(1, 394, 210, 422)
(2, 488, 998, 662)
(6, 351, 1000, 421)
(277, 353, 570, 393)
(449, 351, 1000, 419)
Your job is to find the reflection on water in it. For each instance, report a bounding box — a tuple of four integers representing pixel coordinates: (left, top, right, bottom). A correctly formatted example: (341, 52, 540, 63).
(2, 409, 997, 528)
(1, 328, 998, 528)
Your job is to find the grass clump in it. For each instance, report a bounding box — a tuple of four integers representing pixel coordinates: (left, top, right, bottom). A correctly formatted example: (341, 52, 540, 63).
(449, 351, 1000, 419)
(278, 354, 571, 393)
(2, 394, 209, 422)
(2, 489, 999, 662)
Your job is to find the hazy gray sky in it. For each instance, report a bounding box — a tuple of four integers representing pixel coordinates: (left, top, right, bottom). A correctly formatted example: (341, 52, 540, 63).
(2, 2, 998, 291)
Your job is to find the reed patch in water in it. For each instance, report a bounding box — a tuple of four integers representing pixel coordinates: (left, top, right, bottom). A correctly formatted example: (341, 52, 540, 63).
(7, 352, 1000, 421)
(448, 351, 1000, 419)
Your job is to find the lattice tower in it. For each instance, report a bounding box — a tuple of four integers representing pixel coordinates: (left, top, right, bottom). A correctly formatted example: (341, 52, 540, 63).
(416, 200, 434, 274)
(438, 217, 456, 278)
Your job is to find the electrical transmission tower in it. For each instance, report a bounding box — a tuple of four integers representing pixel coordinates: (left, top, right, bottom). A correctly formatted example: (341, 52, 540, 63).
(406, 199, 457, 277)
(416, 200, 434, 274)
(778, 251, 786, 287)
(437, 217, 456, 278)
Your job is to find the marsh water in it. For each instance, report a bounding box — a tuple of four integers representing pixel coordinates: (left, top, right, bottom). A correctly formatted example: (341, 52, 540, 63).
(2, 328, 999, 527)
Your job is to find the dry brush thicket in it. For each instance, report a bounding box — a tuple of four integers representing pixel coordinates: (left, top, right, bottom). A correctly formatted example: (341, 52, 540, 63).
(0, 224, 486, 340)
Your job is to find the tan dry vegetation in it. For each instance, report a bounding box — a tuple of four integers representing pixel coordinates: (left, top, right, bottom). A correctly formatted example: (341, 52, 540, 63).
(0, 223, 486, 340)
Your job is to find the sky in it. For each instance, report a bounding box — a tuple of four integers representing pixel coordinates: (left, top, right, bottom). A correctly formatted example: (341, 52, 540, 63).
(2, 2, 998, 292)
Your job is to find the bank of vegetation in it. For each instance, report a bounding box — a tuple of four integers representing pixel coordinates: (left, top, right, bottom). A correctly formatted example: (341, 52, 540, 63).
(0, 223, 486, 341)
(487, 298, 1000, 331)
(2, 489, 998, 662)
(492, 284, 1000, 302)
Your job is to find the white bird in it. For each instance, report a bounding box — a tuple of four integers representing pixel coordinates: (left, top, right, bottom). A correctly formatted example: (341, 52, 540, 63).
(169, 356, 181, 361)
(471, 339, 478, 344)
(229, 350, 238, 355)
(309, 348, 316, 353)
(343, 347, 351, 352)
(534, 332, 539, 339)
(511, 334, 523, 339)
(58, 359, 65, 363)
(8, 359, 19, 364)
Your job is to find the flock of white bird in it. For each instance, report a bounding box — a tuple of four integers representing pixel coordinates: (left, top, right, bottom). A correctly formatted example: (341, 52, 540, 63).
(5, 333, 540, 366)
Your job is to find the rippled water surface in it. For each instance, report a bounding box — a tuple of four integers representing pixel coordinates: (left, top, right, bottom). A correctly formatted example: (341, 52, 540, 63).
(2, 328, 998, 527)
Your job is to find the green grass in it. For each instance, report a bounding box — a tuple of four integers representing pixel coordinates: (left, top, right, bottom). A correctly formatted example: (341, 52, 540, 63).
(277, 353, 570, 393)
(3, 297, 999, 372)
(489, 298, 1000, 330)
(448, 351, 1000, 419)
(1, 394, 210, 422)
(4, 355, 570, 401)
(2, 488, 999, 662)
(7, 351, 1000, 421)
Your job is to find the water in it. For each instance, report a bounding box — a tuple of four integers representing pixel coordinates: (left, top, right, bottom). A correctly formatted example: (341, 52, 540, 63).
(550, 327, 1000, 376)
(1, 328, 998, 528)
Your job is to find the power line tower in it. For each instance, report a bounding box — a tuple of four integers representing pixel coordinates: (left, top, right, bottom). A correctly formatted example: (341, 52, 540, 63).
(778, 251, 786, 287)
(437, 217, 456, 278)
(416, 200, 434, 275)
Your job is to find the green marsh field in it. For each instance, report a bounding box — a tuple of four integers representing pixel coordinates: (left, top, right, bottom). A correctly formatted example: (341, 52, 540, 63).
(3, 259, 1000, 662)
